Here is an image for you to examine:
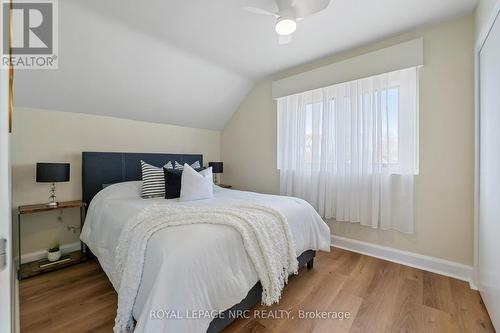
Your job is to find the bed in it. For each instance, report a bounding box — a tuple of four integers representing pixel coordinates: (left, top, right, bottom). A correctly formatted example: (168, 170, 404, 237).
(80, 152, 331, 332)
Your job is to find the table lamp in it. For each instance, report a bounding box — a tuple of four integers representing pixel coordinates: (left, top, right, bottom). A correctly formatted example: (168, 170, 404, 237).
(208, 162, 223, 184)
(36, 163, 70, 207)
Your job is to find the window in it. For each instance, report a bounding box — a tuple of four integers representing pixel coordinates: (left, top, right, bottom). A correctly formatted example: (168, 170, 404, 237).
(277, 67, 418, 175)
(277, 67, 418, 232)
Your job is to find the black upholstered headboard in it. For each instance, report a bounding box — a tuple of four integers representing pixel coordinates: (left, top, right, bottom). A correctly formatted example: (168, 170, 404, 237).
(82, 152, 203, 205)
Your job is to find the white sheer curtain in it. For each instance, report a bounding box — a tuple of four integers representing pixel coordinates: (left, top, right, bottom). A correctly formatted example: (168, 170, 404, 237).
(277, 67, 418, 233)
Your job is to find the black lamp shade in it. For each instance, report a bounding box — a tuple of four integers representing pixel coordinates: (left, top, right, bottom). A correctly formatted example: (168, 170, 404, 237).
(36, 163, 70, 183)
(208, 162, 223, 174)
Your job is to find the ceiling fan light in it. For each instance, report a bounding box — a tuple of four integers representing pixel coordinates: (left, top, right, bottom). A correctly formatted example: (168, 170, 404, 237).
(275, 17, 296, 35)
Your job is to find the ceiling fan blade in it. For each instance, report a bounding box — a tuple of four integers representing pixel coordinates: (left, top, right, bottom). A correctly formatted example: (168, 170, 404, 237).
(242, 0, 279, 14)
(294, 0, 331, 18)
(241, 6, 278, 16)
(278, 34, 293, 45)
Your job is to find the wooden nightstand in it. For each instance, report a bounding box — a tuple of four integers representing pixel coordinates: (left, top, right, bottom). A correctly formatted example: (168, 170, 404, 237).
(17, 200, 88, 280)
(218, 184, 232, 189)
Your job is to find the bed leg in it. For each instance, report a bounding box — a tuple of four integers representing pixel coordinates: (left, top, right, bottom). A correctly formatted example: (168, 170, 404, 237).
(307, 258, 314, 270)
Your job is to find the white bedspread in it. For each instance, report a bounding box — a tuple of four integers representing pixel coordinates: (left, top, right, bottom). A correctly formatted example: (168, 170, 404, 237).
(81, 182, 331, 333)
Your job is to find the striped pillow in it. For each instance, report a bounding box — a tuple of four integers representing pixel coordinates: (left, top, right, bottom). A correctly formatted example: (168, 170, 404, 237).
(141, 160, 172, 198)
(174, 161, 201, 170)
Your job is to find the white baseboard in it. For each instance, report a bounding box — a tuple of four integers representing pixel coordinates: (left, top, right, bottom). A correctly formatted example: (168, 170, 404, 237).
(331, 235, 475, 289)
(20, 242, 81, 264)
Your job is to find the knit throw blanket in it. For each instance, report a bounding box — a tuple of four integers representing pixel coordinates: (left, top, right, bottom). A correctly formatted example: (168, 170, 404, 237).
(112, 204, 298, 332)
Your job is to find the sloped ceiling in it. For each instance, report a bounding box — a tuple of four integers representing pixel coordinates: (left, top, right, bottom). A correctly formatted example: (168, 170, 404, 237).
(14, 0, 477, 130)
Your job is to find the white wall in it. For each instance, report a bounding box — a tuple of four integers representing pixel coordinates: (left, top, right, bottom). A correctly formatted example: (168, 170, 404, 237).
(222, 14, 475, 265)
(12, 108, 220, 255)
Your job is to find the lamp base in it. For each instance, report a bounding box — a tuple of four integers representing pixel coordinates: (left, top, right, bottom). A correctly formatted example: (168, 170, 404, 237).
(46, 183, 58, 207)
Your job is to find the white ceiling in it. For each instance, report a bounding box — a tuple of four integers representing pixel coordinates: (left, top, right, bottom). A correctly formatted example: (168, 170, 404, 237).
(15, 0, 477, 130)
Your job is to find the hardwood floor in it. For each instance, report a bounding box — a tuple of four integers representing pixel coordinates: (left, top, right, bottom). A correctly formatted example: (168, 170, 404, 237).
(20, 259, 116, 332)
(20, 248, 495, 333)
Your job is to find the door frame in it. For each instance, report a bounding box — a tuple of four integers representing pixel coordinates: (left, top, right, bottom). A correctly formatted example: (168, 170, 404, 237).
(473, 0, 500, 290)
(0, 71, 14, 333)
(0, 0, 14, 331)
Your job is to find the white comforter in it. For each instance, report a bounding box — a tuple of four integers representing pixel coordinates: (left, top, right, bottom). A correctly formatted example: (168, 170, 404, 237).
(81, 181, 331, 333)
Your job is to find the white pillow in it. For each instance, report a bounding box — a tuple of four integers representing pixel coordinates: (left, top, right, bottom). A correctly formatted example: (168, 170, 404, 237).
(179, 164, 213, 201)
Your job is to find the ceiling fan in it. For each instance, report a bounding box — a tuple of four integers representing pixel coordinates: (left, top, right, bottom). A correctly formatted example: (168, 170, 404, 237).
(241, 0, 332, 44)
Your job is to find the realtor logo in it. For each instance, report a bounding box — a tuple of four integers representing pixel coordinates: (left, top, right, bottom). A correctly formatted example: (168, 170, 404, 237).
(1, 0, 58, 69)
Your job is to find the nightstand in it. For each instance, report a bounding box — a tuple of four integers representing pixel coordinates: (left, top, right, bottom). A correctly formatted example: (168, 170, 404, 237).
(17, 200, 88, 280)
(218, 184, 232, 189)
